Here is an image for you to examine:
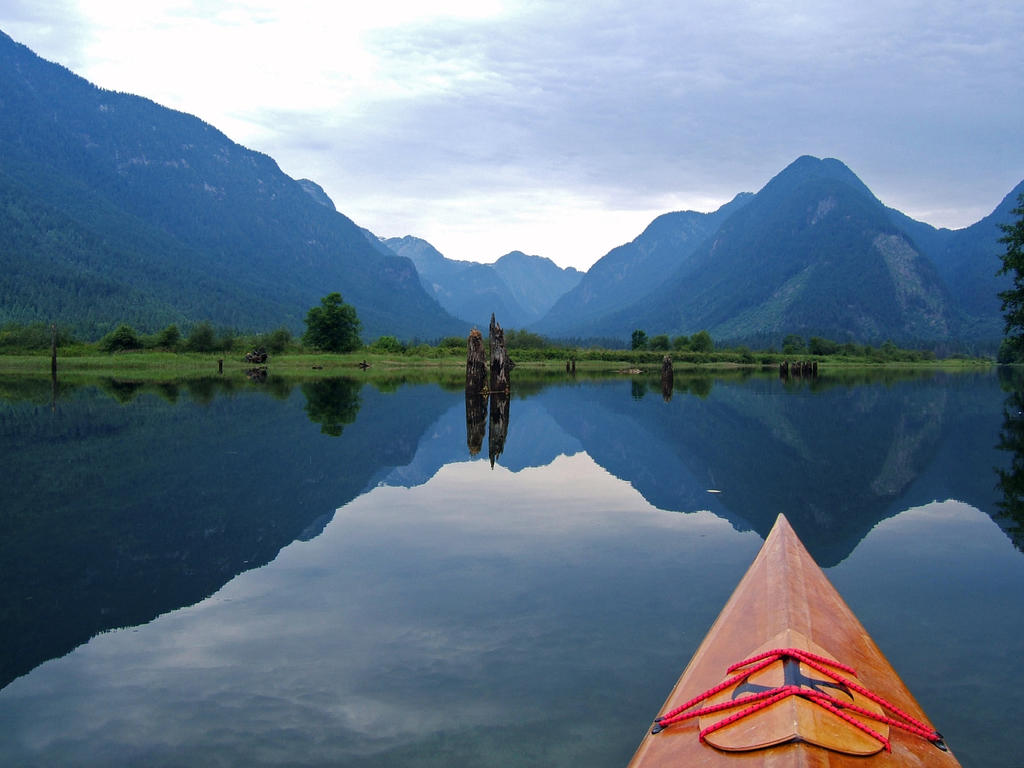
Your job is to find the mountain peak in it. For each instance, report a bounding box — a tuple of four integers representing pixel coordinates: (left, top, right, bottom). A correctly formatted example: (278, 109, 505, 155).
(497, 249, 585, 276)
(766, 155, 876, 202)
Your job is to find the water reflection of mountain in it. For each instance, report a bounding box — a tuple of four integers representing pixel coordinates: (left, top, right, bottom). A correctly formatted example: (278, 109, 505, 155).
(374, 371, 1007, 567)
(543, 372, 1006, 566)
(1, 370, 1010, 691)
(0, 379, 455, 690)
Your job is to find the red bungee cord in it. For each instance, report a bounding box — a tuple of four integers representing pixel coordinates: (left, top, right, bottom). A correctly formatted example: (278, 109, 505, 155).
(651, 648, 945, 753)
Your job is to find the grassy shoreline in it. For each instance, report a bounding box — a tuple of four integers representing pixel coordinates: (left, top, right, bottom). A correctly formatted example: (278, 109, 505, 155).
(0, 348, 995, 381)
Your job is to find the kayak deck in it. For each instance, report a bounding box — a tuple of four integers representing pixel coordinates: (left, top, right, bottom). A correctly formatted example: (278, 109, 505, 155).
(628, 514, 962, 767)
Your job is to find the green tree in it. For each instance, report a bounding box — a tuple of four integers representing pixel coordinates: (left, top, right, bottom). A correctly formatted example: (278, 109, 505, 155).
(303, 293, 362, 353)
(370, 335, 405, 354)
(505, 329, 548, 349)
(782, 334, 806, 355)
(184, 321, 217, 352)
(153, 324, 181, 350)
(216, 328, 237, 353)
(690, 330, 713, 353)
(808, 336, 840, 356)
(439, 336, 466, 351)
(671, 334, 690, 351)
(0, 323, 75, 350)
(998, 193, 1024, 362)
(649, 334, 670, 351)
(265, 326, 293, 354)
(631, 329, 648, 350)
(99, 324, 141, 352)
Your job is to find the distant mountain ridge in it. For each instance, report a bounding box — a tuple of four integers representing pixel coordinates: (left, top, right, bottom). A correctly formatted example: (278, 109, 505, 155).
(533, 156, 1019, 348)
(376, 235, 582, 328)
(0, 30, 466, 340)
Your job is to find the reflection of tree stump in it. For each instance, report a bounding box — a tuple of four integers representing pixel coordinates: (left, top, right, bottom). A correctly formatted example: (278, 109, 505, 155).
(661, 355, 674, 401)
(488, 393, 510, 468)
(465, 391, 487, 456)
(466, 329, 486, 391)
(489, 314, 511, 394)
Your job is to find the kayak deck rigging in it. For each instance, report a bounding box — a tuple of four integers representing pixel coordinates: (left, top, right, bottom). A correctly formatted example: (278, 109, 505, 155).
(627, 514, 962, 766)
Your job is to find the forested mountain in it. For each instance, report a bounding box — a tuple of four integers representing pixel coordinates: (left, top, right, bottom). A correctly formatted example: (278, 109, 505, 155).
(0, 31, 466, 340)
(887, 182, 1024, 341)
(534, 193, 753, 336)
(377, 236, 581, 328)
(533, 156, 1018, 348)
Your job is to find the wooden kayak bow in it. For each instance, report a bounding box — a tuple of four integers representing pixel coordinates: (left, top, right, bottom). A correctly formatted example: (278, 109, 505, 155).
(628, 514, 962, 767)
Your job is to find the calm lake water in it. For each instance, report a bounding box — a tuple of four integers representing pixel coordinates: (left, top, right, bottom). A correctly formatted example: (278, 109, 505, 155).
(1, 368, 1022, 767)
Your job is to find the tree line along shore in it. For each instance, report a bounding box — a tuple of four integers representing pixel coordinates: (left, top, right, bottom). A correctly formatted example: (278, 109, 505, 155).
(0, 285, 1002, 376)
(0, 321, 992, 380)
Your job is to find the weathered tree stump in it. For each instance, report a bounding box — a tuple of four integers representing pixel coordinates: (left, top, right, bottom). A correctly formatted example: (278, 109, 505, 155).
(466, 328, 486, 391)
(245, 347, 268, 364)
(661, 355, 674, 401)
(489, 314, 510, 394)
(465, 391, 486, 456)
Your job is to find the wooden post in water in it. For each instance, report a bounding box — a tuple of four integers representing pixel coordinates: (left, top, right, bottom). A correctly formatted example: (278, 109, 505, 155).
(466, 328, 487, 392)
(488, 314, 510, 394)
(661, 354, 674, 401)
(50, 323, 58, 378)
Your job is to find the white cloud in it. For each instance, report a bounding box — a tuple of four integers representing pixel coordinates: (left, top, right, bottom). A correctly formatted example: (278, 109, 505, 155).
(1, 0, 1022, 269)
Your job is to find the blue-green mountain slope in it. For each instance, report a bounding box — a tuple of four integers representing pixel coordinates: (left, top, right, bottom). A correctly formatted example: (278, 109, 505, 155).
(0, 30, 466, 340)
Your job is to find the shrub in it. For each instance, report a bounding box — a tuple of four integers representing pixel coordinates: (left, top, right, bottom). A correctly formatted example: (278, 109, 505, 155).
(370, 335, 405, 354)
(690, 330, 714, 353)
(649, 334, 670, 351)
(99, 324, 142, 352)
(265, 326, 293, 354)
(184, 321, 218, 352)
(153, 324, 181, 350)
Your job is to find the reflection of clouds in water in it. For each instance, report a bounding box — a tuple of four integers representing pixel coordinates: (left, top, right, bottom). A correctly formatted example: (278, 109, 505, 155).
(0, 452, 752, 766)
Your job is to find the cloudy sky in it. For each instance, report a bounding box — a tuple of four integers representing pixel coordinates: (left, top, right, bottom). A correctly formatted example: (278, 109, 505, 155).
(2, 0, 1022, 270)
